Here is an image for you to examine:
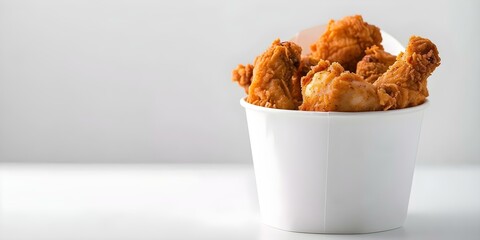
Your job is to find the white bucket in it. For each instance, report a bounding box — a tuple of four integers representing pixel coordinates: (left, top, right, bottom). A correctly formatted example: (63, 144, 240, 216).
(241, 26, 427, 233)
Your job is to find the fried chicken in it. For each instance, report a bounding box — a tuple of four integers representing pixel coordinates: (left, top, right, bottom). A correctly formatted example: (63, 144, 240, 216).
(232, 64, 254, 93)
(231, 15, 441, 112)
(356, 45, 396, 83)
(374, 36, 441, 109)
(310, 15, 383, 72)
(233, 55, 317, 97)
(247, 39, 302, 110)
(299, 61, 395, 112)
(300, 36, 440, 112)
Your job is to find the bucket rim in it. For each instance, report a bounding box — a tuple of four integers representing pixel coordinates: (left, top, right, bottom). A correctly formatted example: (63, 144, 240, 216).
(240, 98, 430, 116)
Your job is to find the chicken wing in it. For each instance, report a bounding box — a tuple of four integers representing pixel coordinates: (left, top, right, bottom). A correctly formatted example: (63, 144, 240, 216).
(374, 36, 441, 109)
(356, 45, 396, 83)
(310, 15, 383, 72)
(247, 39, 302, 109)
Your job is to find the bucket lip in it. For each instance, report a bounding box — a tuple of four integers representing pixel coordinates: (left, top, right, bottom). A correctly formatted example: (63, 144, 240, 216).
(240, 98, 429, 116)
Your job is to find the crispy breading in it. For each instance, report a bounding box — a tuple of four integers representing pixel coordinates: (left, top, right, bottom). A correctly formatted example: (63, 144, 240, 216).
(374, 36, 441, 109)
(356, 45, 396, 83)
(247, 39, 302, 109)
(231, 16, 441, 112)
(299, 61, 394, 111)
(310, 15, 383, 72)
(300, 36, 440, 112)
(232, 64, 254, 93)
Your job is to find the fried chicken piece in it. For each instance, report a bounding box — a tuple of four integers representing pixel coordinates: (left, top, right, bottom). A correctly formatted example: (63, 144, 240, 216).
(247, 39, 302, 110)
(310, 15, 383, 72)
(356, 45, 396, 83)
(233, 55, 317, 97)
(299, 61, 395, 112)
(232, 64, 254, 93)
(374, 36, 441, 109)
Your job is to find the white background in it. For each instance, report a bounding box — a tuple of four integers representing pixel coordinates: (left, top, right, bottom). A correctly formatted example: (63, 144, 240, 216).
(0, 0, 479, 164)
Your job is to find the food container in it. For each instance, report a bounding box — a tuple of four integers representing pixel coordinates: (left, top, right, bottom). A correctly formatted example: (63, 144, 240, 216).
(241, 26, 427, 233)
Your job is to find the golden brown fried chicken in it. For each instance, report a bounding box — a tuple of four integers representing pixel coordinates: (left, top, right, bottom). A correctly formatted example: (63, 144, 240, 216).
(301, 36, 440, 112)
(374, 36, 441, 109)
(247, 39, 302, 109)
(356, 45, 396, 83)
(310, 15, 383, 72)
(233, 55, 317, 97)
(232, 64, 254, 93)
(299, 61, 395, 112)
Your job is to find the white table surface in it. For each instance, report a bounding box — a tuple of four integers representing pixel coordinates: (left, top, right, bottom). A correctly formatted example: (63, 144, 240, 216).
(0, 163, 479, 240)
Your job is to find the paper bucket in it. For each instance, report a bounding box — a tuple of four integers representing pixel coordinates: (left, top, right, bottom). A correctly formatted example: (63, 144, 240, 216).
(241, 26, 427, 233)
